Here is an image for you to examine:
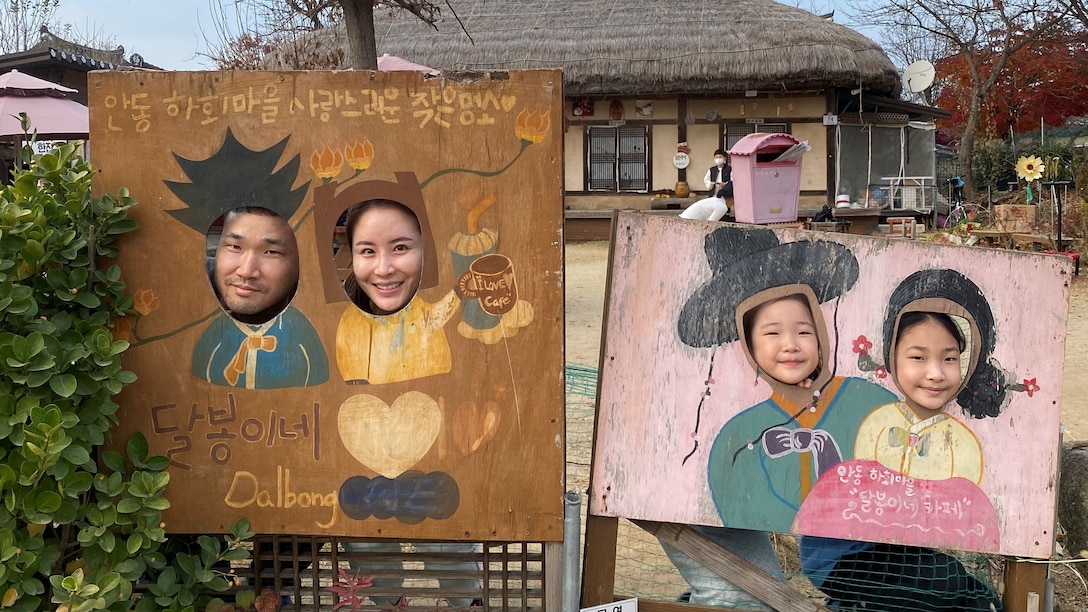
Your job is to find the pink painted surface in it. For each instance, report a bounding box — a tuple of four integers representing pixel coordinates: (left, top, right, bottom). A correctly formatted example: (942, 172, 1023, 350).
(794, 459, 1001, 552)
(589, 212, 1070, 558)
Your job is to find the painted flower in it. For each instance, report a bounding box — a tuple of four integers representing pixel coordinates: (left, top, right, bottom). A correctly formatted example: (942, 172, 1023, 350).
(1015, 155, 1045, 182)
(111, 315, 132, 343)
(133, 288, 159, 316)
(1023, 377, 1040, 398)
(344, 138, 374, 171)
(310, 143, 343, 180)
(515, 107, 550, 144)
(852, 335, 872, 355)
(874, 364, 888, 379)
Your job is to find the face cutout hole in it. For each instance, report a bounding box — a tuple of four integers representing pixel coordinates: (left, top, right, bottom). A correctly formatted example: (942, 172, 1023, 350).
(206, 206, 300, 325)
(891, 311, 972, 416)
(741, 292, 822, 387)
(338, 199, 423, 316)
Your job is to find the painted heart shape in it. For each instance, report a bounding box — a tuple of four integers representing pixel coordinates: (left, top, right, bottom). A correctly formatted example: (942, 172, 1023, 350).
(338, 391, 441, 478)
(500, 95, 517, 112)
(452, 400, 501, 454)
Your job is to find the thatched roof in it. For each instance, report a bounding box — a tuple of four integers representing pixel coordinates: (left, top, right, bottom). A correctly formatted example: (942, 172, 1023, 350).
(267, 0, 900, 97)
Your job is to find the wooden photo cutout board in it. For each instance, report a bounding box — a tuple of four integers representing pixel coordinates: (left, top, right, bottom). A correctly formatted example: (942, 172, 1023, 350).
(89, 70, 565, 541)
(591, 212, 1070, 558)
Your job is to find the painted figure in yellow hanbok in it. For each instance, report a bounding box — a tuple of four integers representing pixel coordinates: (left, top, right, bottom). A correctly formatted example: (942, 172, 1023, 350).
(336, 198, 456, 385)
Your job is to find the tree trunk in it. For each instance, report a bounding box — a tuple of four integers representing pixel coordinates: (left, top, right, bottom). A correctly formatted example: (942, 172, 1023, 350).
(958, 88, 985, 200)
(339, 0, 378, 70)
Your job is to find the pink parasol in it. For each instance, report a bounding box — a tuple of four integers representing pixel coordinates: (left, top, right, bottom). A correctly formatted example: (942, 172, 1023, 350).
(376, 54, 440, 76)
(0, 69, 88, 137)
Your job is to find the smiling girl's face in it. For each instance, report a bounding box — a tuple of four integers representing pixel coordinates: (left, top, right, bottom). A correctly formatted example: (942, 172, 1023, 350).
(894, 313, 964, 418)
(749, 295, 820, 386)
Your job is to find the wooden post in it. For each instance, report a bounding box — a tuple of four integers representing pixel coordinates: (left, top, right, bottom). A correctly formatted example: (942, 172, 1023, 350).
(580, 514, 619, 608)
(1003, 559, 1048, 612)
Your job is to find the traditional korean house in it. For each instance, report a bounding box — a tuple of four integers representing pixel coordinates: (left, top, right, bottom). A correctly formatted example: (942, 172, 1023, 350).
(266, 0, 950, 227)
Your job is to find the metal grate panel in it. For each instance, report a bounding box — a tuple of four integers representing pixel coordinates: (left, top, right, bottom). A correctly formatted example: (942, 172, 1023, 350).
(143, 537, 547, 611)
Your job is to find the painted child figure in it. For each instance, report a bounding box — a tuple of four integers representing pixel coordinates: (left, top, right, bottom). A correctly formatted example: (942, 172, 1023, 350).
(664, 228, 895, 608)
(801, 307, 1004, 612)
(854, 311, 983, 483)
(706, 286, 895, 532)
(663, 293, 824, 608)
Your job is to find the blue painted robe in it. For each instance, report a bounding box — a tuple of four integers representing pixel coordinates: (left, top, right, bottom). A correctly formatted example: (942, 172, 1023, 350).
(191, 307, 329, 389)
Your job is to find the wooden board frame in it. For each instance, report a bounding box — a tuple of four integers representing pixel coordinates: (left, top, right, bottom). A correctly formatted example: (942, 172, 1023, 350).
(583, 211, 1068, 611)
(90, 70, 566, 542)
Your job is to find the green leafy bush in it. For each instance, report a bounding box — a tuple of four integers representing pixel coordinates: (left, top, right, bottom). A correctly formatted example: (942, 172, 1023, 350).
(0, 128, 253, 611)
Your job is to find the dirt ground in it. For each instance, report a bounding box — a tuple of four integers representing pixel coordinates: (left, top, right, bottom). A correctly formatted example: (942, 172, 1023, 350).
(563, 240, 1088, 610)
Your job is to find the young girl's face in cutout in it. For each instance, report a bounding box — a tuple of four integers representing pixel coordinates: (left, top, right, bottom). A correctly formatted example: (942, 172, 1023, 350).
(350, 205, 423, 315)
(894, 316, 962, 417)
(749, 296, 820, 386)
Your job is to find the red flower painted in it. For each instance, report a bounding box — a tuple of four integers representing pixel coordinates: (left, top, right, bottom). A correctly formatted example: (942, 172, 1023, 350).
(1023, 378, 1040, 397)
(853, 335, 873, 355)
(874, 365, 888, 379)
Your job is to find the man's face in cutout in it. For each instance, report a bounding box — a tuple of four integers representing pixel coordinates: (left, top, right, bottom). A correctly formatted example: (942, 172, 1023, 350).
(214, 210, 299, 323)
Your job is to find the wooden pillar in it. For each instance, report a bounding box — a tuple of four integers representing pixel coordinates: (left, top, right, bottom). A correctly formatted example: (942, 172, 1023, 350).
(1003, 559, 1048, 612)
(580, 514, 619, 608)
(825, 89, 837, 208)
(677, 97, 688, 183)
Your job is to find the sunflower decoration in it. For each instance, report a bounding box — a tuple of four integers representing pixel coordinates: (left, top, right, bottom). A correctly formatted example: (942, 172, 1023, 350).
(1016, 155, 1045, 182)
(1015, 155, 1045, 202)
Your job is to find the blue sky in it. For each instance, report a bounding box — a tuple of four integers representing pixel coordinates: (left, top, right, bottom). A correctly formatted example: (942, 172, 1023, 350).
(55, 1, 212, 70)
(54, 0, 879, 72)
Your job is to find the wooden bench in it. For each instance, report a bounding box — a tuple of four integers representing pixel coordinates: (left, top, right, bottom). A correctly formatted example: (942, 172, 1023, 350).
(1008, 234, 1080, 275)
(886, 216, 917, 239)
(970, 229, 1012, 249)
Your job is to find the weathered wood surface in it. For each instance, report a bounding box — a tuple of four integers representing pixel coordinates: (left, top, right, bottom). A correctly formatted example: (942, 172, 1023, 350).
(90, 70, 566, 539)
(637, 521, 830, 612)
(590, 212, 1069, 558)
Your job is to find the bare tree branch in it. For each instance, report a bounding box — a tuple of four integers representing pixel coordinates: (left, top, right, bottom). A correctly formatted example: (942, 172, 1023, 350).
(846, 0, 1068, 196)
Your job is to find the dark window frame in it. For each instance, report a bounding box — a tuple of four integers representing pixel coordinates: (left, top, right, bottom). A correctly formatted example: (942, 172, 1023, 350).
(585, 125, 650, 192)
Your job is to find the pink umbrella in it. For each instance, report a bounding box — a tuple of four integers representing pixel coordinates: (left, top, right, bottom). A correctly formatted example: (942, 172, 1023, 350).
(376, 54, 440, 76)
(0, 69, 88, 137)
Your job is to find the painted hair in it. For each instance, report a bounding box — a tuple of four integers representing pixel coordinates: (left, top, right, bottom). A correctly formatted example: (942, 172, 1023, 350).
(884, 270, 1003, 419)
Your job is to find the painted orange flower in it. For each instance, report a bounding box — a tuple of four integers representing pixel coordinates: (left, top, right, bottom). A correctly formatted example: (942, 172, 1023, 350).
(133, 288, 159, 316)
(345, 138, 374, 171)
(310, 143, 343, 180)
(515, 107, 550, 144)
(112, 315, 133, 343)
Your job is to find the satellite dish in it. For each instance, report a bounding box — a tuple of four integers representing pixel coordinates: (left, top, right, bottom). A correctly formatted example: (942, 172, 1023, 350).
(902, 60, 936, 93)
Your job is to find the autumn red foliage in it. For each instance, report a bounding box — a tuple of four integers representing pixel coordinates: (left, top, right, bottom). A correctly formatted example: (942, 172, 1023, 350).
(934, 28, 1088, 145)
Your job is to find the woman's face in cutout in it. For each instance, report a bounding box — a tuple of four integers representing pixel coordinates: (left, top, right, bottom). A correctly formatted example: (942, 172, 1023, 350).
(894, 316, 963, 416)
(350, 205, 423, 315)
(749, 296, 820, 386)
